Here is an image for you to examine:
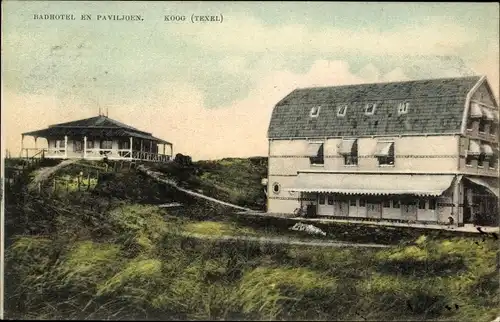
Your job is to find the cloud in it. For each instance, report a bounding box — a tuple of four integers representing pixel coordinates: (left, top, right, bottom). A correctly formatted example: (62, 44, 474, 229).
(177, 15, 476, 57)
(5, 60, 412, 160)
(471, 41, 500, 98)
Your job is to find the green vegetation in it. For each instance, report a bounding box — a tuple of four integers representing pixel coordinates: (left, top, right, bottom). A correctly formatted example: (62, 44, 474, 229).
(4, 158, 499, 321)
(150, 157, 267, 210)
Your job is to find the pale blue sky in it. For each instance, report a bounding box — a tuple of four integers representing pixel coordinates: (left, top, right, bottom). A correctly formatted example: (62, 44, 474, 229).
(2, 1, 499, 159)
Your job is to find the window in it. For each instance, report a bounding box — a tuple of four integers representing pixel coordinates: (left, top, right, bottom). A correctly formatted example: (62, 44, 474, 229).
(120, 141, 130, 150)
(478, 153, 486, 167)
(349, 199, 357, 206)
(383, 200, 391, 208)
(364, 103, 377, 115)
(490, 154, 498, 169)
(101, 140, 113, 150)
(327, 195, 334, 205)
(56, 140, 65, 149)
(272, 183, 281, 194)
(465, 155, 473, 166)
(310, 106, 321, 118)
(341, 139, 358, 166)
(86, 140, 94, 149)
(398, 102, 409, 115)
(466, 118, 474, 131)
(479, 119, 486, 133)
(337, 105, 348, 117)
(429, 199, 436, 210)
(418, 200, 426, 210)
(359, 199, 366, 207)
(309, 143, 324, 165)
(344, 155, 358, 165)
(375, 141, 395, 166)
(392, 200, 400, 208)
(73, 140, 83, 152)
(319, 194, 325, 205)
(490, 123, 498, 136)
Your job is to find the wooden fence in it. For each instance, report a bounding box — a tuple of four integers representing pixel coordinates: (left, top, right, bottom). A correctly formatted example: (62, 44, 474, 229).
(38, 170, 101, 195)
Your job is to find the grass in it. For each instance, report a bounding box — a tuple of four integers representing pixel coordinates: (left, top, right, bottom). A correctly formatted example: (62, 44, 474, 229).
(150, 157, 267, 211)
(4, 158, 499, 321)
(182, 221, 259, 237)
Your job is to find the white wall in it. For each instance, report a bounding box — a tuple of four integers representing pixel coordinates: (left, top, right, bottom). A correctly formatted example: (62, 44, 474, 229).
(269, 135, 460, 174)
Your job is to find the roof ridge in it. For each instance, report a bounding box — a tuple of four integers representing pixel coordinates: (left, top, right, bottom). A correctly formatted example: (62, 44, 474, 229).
(48, 115, 139, 131)
(295, 75, 483, 91)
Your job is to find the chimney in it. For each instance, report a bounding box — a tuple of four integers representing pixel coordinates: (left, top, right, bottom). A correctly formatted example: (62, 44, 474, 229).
(106, 108, 108, 117)
(98, 107, 101, 116)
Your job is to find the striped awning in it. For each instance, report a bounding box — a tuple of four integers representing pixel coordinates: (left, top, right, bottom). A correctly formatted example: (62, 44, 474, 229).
(374, 141, 394, 157)
(305, 142, 323, 156)
(286, 173, 456, 196)
(468, 139, 481, 155)
(482, 107, 495, 121)
(481, 143, 494, 157)
(465, 176, 499, 198)
(470, 103, 483, 118)
(339, 139, 356, 155)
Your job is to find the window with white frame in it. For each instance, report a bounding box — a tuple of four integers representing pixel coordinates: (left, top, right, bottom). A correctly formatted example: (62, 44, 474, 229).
(120, 141, 130, 150)
(73, 140, 83, 152)
(466, 118, 474, 131)
(374, 141, 395, 166)
(55, 139, 66, 149)
(337, 105, 348, 117)
(100, 140, 113, 150)
(310, 106, 321, 118)
(465, 154, 473, 166)
(489, 149, 498, 169)
(478, 119, 486, 133)
(307, 142, 324, 165)
(364, 103, 377, 115)
(490, 122, 498, 136)
(398, 102, 410, 115)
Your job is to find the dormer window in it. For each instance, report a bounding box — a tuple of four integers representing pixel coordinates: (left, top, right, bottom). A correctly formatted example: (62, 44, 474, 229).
(337, 105, 348, 117)
(398, 102, 410, 115)
(364, 103, 377, 115)
(310, 106, 321, 118)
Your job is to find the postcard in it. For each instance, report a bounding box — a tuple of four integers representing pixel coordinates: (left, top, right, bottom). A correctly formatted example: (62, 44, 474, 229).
(1, 1, 499, 321)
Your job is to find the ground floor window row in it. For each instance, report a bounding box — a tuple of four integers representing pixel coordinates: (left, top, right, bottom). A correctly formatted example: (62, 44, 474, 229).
(318, 195, 438, 210)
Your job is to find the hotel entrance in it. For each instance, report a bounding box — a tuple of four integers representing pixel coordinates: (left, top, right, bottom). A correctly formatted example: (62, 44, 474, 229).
(317, 193, 350, 217)
(317, 194, 334, 216)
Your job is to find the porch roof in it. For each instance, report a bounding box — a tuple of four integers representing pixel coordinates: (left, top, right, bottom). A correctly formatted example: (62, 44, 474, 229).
(285, 172, 457, 196)
(22, 116, 172, 145)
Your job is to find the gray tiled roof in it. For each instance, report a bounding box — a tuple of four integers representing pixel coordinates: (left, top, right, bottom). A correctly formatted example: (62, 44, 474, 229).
(22, 116, 172, 144)
(48, 115, 140, 131)
(267, 76, 482, 139)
